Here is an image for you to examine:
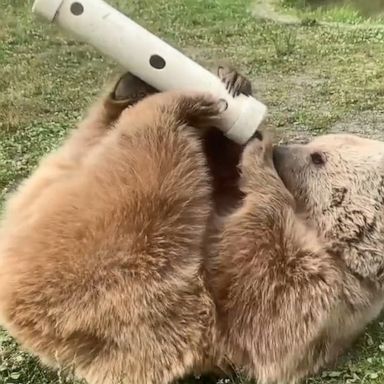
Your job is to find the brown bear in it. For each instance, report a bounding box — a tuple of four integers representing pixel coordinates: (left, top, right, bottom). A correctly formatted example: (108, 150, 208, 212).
(0, 64, 383, 384)
(0, 67, 249, 384)
(211, 133, 384, 383)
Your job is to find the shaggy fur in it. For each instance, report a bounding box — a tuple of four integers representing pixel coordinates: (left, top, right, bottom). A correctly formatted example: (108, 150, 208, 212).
(211, 135, 384, 383)
(1, 66, 384, 384)
(0, 68, 245, 384)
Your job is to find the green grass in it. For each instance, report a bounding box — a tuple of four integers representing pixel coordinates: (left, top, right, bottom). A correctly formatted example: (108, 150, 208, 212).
(299, 5, 366, 24)
(1, 0, 384, 383)
(280, 0, 384, 24)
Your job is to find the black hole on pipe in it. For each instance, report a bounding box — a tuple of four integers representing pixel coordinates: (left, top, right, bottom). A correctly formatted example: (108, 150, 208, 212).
(149, 55, 166, 69)
(71, 2, 84, 15)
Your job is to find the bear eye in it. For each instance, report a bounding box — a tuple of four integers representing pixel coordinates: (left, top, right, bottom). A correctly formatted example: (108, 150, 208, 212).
(311, 152, 326, 166)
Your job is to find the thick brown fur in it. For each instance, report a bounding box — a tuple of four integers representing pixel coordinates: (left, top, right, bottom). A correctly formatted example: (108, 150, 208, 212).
(210, 135, 384, 383)
(0, 67, 248, 384)
(1, 65, 384, 384)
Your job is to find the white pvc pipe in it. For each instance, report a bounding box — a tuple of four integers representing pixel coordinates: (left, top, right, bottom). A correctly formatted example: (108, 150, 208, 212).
(32, 0, 268, 144)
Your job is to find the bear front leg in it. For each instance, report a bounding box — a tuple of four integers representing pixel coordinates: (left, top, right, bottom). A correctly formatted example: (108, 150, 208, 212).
(202, 65, 253, 215)
(239, 134, 292, 203)
(212, 136, 343, 383)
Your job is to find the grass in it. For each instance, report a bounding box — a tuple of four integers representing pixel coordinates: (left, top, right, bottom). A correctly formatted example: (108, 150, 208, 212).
(280, 0, 384, 24)
(1, 0, 384, 383)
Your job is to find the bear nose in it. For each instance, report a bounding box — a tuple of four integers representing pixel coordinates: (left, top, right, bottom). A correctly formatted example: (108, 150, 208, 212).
(272, 145, 289, 170)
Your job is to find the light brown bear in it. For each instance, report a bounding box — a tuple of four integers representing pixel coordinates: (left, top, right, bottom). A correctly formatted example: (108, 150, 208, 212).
(216, 133, 384, 383)
(0, 65, 383, 384)
(0, 67, 247, 384)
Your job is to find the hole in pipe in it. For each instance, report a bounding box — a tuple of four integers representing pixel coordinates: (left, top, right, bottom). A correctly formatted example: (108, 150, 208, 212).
(70, 2, 84, 15)
(149, 55, 166, 69)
